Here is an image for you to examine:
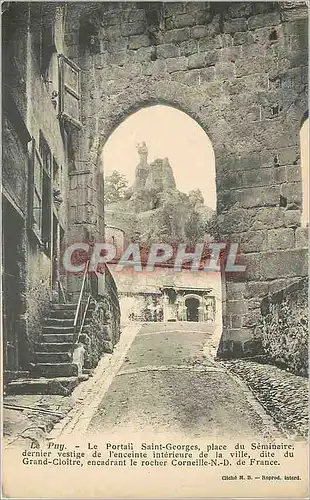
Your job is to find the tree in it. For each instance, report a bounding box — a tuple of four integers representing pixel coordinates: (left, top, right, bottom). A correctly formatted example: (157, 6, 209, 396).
(188, 189, 204, 208)
(104, 170, 129, 205)
(184, 210, 205, 245)
(205, 212, 221, 240)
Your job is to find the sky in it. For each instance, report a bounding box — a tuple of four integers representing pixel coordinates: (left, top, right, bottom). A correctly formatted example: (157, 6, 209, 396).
(102, 105, 216, 209)
(300, 117, 309, 227)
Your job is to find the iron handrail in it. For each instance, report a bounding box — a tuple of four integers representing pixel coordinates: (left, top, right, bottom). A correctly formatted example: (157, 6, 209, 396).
(76, 294, 91, 345)
(57, 279, 67, 304)
(73, 260, 90, 329)
(103, 264, 120, 314)
(73, 260, 91, 344)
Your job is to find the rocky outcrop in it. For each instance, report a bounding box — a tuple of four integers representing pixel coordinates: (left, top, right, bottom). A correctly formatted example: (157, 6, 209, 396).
(106, 143, 214, 245)
(131, 143, 177, 212)
(133, 164, 149, 192)
(128, 187, 158, 213)
(144, 157, 176, 193)
(133, 141, 149, 192)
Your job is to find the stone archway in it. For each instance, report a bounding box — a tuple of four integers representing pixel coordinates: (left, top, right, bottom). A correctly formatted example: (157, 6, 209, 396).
(75, 87, 307, 359)
(65, 0, 308, 358)
(184, 294, 201, 323)
(98, 101, 224, 340)
(185, 297, 199, 322)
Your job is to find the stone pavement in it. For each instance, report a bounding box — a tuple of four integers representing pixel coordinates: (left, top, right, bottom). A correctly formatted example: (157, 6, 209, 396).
(3, 324, 140, 448)
(3, 323, 308, 446)
(84, 322, 280, 439)
(3, 394, 75, 449)
(221, 358, 309, 440)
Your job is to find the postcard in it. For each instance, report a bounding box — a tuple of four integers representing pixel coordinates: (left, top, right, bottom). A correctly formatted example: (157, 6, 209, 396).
(2, 1, 309, 498)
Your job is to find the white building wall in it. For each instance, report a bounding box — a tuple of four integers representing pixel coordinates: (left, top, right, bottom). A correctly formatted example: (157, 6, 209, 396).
(105, 225, 125, 255)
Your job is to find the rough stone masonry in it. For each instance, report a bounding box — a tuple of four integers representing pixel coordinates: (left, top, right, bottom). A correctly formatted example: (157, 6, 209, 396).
(64, 2, 308, 356)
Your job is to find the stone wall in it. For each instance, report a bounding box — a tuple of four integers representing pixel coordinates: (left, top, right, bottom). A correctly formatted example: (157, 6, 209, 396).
(2, 15, 31, 368)
(2, 116, 28, 212)
(105, 225, 125, 254)
(120, 293, 163, 323)
(64, 1, 308, 354)
(260, 277, 308, 376)
(25, 6, 70, 346)
(2, 3, 28, 121)
(25, 6, 73, 353)
(83, 297, 120, 368)
(105, 209, 137, 244)
(2, 4, 71, 367)
(109, 264, 223, 347)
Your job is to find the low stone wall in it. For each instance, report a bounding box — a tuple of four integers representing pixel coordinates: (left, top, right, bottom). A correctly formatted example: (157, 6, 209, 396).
(83, 301, 107, 369)
(260, 277, 308, 376)
(83, 295, 121, 369)
(120, 293, 163, 323)
(217, 333, 264, 359)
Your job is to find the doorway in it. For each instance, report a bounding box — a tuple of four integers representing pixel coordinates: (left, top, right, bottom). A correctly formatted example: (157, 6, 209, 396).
(185, 297, 199, 322)
(52, 215, 65, 299)
(2, 198, 23, 372)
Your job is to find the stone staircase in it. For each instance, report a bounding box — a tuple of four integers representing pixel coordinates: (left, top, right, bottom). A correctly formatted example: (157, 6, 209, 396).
(6, 303, 94, 396)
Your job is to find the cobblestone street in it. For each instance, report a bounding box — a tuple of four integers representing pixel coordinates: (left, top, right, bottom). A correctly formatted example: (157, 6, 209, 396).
(2, 2, 308, 497)
(222, 359, 309, 440)
(85, 323, 279, 439)
(4, 323, 308, 446)
(3, 322, 308, 499)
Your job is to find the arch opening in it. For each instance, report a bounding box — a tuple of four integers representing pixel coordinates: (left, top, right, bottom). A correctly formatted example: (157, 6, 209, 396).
(101, 104, 223, 347)
(102, 104, 216, 211)
(185, 296, 200, 322)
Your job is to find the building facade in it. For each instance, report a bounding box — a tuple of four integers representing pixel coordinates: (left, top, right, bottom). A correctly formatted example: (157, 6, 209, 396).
(2, 3, 119, 388)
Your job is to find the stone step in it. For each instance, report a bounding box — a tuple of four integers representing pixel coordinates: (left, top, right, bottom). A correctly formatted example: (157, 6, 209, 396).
(51, 304, 79, 311)
(45, 317, 75, 326)
(6, 377, 80, 395)
(4, 370, 31, 383)
(34, 342, 73, 353)
(50, 309, 76, 319)
(50, 309, 94, 320)
(51, 303, 95, 312)
(40, 333, 74, 343)
(35, 352, 72, 363)
(34, 362, 79, 378)
(45, 317, 91, 327)
(43, 325, 76, 334)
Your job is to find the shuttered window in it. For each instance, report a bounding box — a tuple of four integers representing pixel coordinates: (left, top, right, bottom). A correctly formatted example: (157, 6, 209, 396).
(30, 140, 43, 237)
(58, 54, 82, 129)
(39, 134, 52, 255)
(29, 135, 53, 256)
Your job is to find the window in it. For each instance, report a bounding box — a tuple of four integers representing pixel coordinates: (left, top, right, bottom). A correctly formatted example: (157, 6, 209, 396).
(52, 157, 64, 209)
(39, 133, 52, 175)
(31, 146, 43, 235)
(53, 158, 60, 189)
(58, 54, 82, 129)
(39, 134, 52, 254)
(31, 4, 57, 80)
(29, 135, 52, 255)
